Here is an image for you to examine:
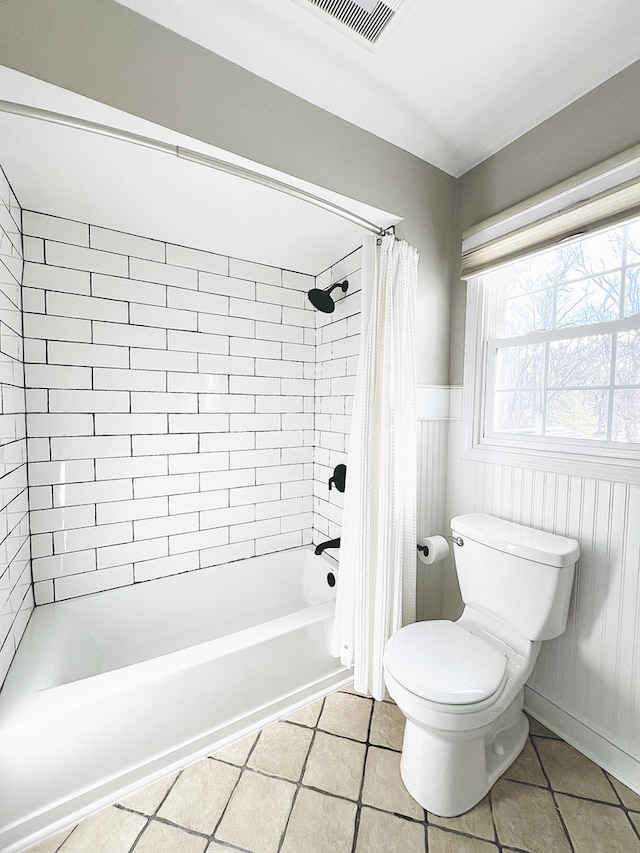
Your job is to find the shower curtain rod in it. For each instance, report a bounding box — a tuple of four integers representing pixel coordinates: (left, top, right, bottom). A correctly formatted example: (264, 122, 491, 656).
(0, 99, 388, 236)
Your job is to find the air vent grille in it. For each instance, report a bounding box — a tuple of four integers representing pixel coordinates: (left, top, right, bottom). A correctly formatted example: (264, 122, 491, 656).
(294, 0, 409, 48)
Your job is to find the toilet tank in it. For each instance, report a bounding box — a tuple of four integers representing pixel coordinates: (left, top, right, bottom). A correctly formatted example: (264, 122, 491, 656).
(450, 514, 580, 641)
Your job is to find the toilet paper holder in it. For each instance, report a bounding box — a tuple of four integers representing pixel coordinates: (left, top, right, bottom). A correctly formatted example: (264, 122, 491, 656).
(416, 535, 463, 556)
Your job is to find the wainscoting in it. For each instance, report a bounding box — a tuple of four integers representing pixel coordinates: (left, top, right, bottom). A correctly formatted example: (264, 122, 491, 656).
(416, 414, 449, 622)
(446, 414, 640, 794)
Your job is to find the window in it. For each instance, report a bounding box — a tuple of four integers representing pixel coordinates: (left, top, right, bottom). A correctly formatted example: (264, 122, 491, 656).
(466, 214, 640, 478)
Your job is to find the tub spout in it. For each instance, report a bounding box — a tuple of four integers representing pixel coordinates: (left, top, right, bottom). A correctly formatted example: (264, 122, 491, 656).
(314, 537, 341, 555)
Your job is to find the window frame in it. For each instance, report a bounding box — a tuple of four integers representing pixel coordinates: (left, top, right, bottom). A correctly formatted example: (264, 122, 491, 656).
(463, 262, 640, 485)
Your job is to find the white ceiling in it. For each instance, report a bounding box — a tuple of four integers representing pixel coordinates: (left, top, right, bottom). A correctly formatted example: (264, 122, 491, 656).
(0, 68, 398, 275)
(115, 0, 640, 177)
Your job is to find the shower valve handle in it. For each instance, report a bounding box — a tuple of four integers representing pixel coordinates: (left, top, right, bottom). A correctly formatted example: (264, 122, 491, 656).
(328, 464, 347, 493)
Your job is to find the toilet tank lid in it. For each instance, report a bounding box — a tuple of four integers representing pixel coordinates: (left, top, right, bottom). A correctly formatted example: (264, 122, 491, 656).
(450, 514, 580, 568)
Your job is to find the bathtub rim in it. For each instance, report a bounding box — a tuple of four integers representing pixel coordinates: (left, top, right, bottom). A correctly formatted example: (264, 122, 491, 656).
(0, 544, 340, 713)
(3, 669, 352, 853)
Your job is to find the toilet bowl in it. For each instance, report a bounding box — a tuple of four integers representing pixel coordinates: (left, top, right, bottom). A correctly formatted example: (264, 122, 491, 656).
(384, 513, 579, 817)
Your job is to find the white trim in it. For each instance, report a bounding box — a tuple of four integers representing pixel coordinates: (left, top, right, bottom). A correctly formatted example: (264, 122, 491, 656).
(415, 385, 463, 421)
(491, 313, 640, 347)
(416, 385, 452, 420)
(469, 437, 640, 482)
(525, 687, 640, 795)
(448, 387, 463, 420)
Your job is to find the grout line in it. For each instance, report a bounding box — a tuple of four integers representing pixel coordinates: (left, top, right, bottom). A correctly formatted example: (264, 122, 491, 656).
(124, 814, 151, 853)
(45, 823, 77, 853)
(481, 759, 501, 847)
(133, 813, 209, 847)
(348, 695, 377, 853)
(528, 736, 577, 853)
(274, 695, 327, 853)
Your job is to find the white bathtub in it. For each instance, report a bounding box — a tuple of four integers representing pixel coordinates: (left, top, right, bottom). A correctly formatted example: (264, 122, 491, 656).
(0, 546, 350, 853)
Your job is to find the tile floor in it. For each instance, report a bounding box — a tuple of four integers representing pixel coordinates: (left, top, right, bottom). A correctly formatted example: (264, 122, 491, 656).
(27, 686, 640, 853)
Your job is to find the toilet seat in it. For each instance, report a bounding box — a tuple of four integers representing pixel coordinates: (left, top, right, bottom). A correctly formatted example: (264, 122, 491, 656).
(384, 621, 508, 705)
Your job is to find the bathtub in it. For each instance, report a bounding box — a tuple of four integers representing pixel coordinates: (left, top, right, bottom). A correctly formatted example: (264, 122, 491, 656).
(0, 546, 350, 853)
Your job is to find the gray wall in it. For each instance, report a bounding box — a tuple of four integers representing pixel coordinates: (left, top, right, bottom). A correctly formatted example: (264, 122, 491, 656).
(451, 60, 640, 384)
(0, 0, 457, 388)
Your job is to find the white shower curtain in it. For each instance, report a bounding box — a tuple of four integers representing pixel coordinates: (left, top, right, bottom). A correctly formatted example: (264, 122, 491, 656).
(333, 233, 418, 700)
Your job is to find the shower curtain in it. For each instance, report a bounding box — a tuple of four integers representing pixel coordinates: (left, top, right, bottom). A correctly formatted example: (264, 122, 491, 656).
(333, 233, 418, 700)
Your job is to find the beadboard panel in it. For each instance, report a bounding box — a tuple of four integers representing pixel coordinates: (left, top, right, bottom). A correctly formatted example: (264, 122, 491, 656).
(416, 418, 449, 621)
(446, 417, 640, 789)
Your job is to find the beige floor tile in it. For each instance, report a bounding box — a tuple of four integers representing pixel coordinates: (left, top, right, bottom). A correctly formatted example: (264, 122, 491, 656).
(117, 772, 178, 814)
(356, 807, 425, 853)
(303, 730, 367, 799)
(318, 691, 372, 741)
(157, 758, 240, 835)
(338, 682, 360, 695)
(24, 825, 76, 853)
(428, 826, 498, 853)
(369, 700, 405, 751)
(280, 788, 357, 853)
(429, 796, 495, 841)
(339, 683, 378, 699)
(57, 806, 146, 853)
(215, 770, 296, 853)
(608, 774, 640, 810)
(133, 819, 208, 853)
(534, 737, 617, 802)
(284, 697, 324, 727)
(491, 779, 572, 853)
(247, 720, 313, 781)
(527, 715, 559, 738)
(556, 793, 640, 853)
(630, 812, 640, 833)
(361, 746, 424, 820)
(503, 739, 547, 786)
(210, 731, 258, 766)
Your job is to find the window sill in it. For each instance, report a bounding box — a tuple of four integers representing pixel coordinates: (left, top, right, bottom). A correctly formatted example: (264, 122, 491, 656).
(465, 434, 640, 485)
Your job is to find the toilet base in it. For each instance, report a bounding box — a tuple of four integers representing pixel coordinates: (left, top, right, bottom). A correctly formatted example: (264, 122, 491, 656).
(399, 692, 529, 817)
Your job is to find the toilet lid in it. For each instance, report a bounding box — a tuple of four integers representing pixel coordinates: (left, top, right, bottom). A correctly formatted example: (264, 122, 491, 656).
(385, 621, 507, 705)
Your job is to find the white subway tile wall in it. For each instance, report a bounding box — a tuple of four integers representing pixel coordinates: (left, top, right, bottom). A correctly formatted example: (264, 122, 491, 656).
(22, 211, 361, 603)
(312, 253, 361, 547)
(0, 168, 31, 688)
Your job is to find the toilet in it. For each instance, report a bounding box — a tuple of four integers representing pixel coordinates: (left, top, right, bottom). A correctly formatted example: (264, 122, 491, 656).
(383, 512, 579, 817)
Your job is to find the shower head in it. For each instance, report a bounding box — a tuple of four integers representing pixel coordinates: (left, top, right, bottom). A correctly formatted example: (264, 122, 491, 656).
(307, 280, 349, 313)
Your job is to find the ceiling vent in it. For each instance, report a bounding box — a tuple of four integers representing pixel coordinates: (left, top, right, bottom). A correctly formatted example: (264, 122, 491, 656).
(292, 0, 413, 49)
